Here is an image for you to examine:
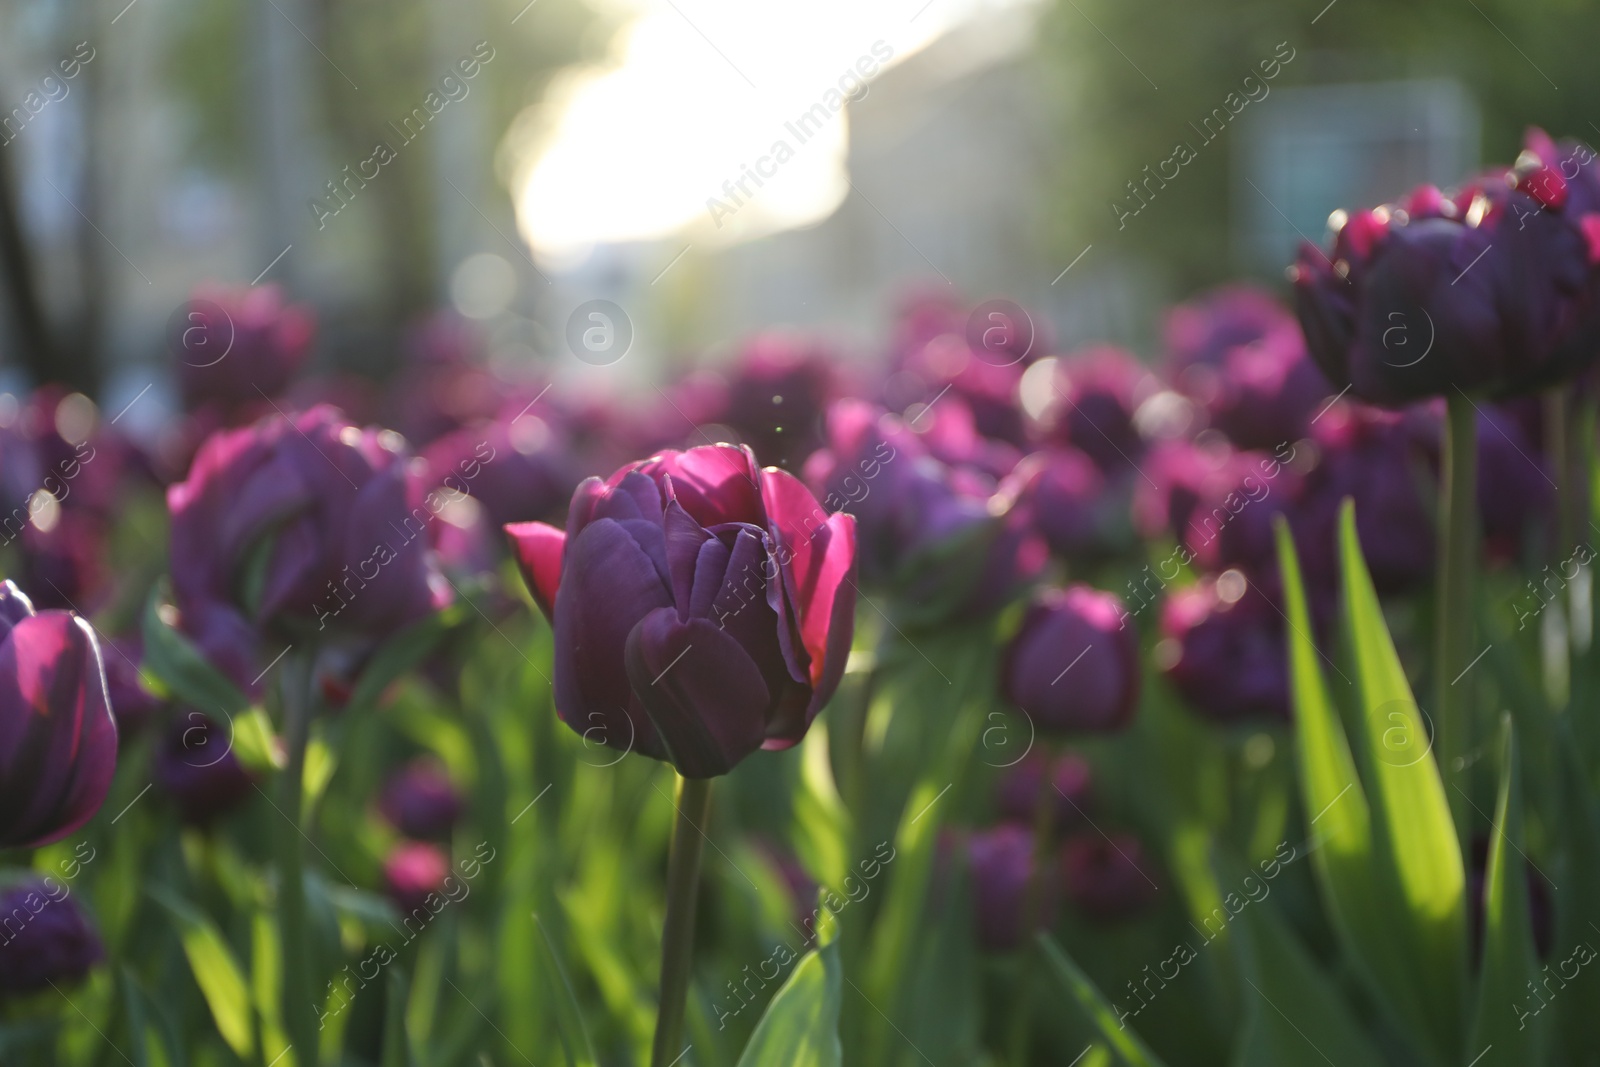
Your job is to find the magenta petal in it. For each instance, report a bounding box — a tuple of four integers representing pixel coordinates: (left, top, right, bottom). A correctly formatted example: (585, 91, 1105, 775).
(0, 613, 117, 848)
(504, 521, 566, 620)
(762, 467, 857, 686)
(638, 445, 762, 527)
(624, 608, 770, 778)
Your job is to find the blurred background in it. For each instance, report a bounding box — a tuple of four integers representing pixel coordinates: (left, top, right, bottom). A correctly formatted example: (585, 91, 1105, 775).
(0, 0, 1593, 429)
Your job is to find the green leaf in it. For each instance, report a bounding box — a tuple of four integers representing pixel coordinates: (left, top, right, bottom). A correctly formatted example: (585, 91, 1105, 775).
(381, 967, 410, 1067)
(735, 927, 843, 1067)
(1036, 933, 1168, 1067)
(150, 888, 254, 1060)
(533, 912, 598, 1067)
(141, 585, 250, 716)
(1469, 715, 1544, 1065)
(1231, 898, 1386, 1067)
(1336, 500, 1467, 1057)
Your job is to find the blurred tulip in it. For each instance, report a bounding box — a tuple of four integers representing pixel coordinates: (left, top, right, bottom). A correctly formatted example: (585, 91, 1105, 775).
(1202, 336, 1333, 451)
(1133, 439, 1295, 576)
(0, 580, 118, 849)
(384, 841, 450, 916)
(1001, 585, 1139, 734)
(379, 759, 463, 841)
(0, 879, 104, 997)
(1293, 131, 1600, 405)
(1003, 449, 1112, 561)
(1036, 346, 1155, 474)
(994, 749, 1093, 827)
(152, 713, 256, 823)
(1061, 832, 1158, 921)
(967, 824, 1057, 952)
(176, 285, 313, 414)
(167, 406, 452, 694)
(1158, 575, 1290, 723)
(423, 411, 580, 528)
(505, 444, 856, 778)
(717, 333, 849, 472)
(1164, 284, 1302, 375)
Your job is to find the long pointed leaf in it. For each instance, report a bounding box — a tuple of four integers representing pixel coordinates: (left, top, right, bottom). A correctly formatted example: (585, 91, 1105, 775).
(735, 927, 843, 1067)
(1469, 716, 1544, 1065)
(1037, 934, 1168, 1067)
(150, 889, 254, 1060)
(1336, 500, 1467, 1056)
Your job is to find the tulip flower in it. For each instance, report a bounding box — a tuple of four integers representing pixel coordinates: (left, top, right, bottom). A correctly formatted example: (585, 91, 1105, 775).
(994, 750, 1092, 827)
(423, 413, 581, 529)
(505, 443, 857, 779)
(1164, 284, 1303, 376)
(1061, 832, 1158, 920)
(384, 841, 451, 917)
(379, 759, 463, 841)
(1033, 346, 1155, 474)
(1292, 133, 1600, 406)
(1158, 575, 1290, 723)
(176, 284, 314, 415)
(0, 879, 104, 997)
(1001, 585, 1139, 734)
(167, 405, 452, 693)
(0, 580, 118, 850)
(1133, 439, 1294, 577)
(152, 713, 256, 823)
(967, 824, 1058, 952)
(1003, 449, 1115, 561)
(717, 333, 850, 471)
(1201, 335, 1333, 451)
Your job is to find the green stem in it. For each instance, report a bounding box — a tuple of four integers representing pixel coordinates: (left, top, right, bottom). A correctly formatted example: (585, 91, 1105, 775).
(1437, 392, 1479, 836)
(1543, 387, 1573, 708)
(1007, 745, 1059, 1066)
(275, 653, 320, 1067)
(650, 775, 712, 1067)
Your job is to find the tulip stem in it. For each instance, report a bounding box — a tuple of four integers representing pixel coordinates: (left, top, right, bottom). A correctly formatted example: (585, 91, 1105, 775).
(1006, 746, 1058, 1066)
(650, 774, 711, 1067)
(275, 652, 320, 1067)
(1437, 392, 1478, 837)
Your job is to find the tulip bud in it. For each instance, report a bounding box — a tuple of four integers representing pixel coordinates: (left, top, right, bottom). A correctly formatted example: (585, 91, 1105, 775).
(1158, 576, 1290, 724)
(967, 825, 1057, 952)
(1001, 585, 1139, 734)
(176, 284, 313, 415)
(0, 879, 104, 997)
(1061, 832, 1158, 921)
(378, 759, 463, 842)
(384, 841, 450, 917)
(153, 713, 256, 823)
(0, 580, 118, 850)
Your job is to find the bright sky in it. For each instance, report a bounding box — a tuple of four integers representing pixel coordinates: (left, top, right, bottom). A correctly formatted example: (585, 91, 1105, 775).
(509, 0, 1035, 261)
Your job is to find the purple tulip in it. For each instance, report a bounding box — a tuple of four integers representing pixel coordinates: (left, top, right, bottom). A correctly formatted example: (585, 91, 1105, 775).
(384, 841, 450, 917)
(1201, 336, 1333, 451)
(889, 325, 1030, 448)
(1164, 284, 1303, 376)
(1001, 585, 1139, 735)
(994, 750, 1093, 827)
(716, 333, 850, 472)
(1034, 347, 1155, 474)
(1002, 448, 1121, 561)
(1292, 132, 1600, 405)
(805, 399, 1045, 620)
(167, 406, 452, 694)
(0, 879, 104, 997)
(1158, 576, 1290, 723)
(967, 824, 1057, 952)
(152, 713, 256, 823)
(1293, 403, 1436, 593)
(505, 444, 857, 779)
(1476, 405, 1554, 565)
(1133, 439, 1296, 576)
(1061, 831, 1158, 921)
(379, 759, 463, 841)
(176, 285, 313, 414)
(0, 580, 118, 849)
(423, 411, 580, 529)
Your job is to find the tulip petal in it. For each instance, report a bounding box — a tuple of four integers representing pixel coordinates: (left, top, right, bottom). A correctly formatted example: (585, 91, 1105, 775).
(662, 499, 712, 614)
(553, 518, 673, 762)
(624, 608, 769, 778)
(0, 580, 35, 637)
(639, 445, 761, 527)
(0, 614, 117, 848)
(504, 521, 565, 620)
(760, 467, 858, 690)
